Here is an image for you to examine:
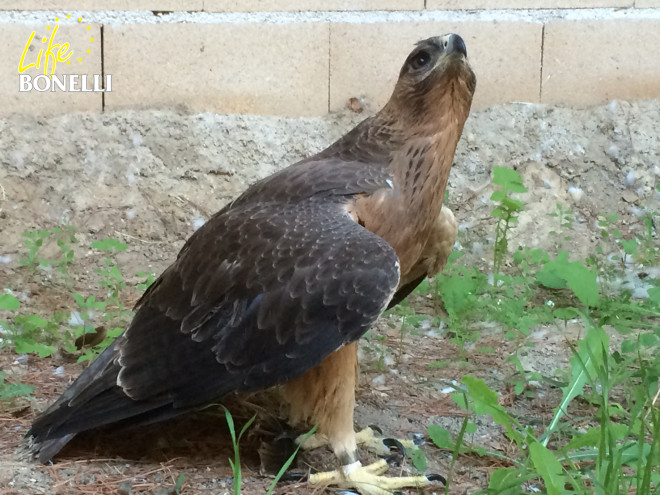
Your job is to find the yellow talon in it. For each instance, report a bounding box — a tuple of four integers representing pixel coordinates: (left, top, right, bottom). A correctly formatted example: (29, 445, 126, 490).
(309, 459, 434, 495)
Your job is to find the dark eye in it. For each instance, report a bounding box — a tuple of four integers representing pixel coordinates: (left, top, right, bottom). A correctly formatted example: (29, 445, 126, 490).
(410, 50, 431, 70)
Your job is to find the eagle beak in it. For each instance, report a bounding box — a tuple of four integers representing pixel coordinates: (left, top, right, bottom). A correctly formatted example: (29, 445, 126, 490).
(440, 33, 467, 58)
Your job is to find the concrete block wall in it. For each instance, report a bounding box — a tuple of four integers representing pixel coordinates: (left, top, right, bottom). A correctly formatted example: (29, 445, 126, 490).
(2, 3, 660, 117)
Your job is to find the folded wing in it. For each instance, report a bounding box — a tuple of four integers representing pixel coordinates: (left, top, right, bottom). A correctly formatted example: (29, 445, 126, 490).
(26, 159, 400, 463)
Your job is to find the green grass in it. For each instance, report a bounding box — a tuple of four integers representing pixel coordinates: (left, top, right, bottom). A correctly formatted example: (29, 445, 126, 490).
(224, 407, 256, 495)
(223, 406, 317, 495)
(404, 167, 660, 494)
(1, 232, 149, 365)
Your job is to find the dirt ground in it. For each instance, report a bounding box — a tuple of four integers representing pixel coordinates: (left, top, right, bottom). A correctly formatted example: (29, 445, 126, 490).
(0, 99, 659, 494)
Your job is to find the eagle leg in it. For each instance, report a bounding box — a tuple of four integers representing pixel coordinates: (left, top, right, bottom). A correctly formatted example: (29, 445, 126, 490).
(283, 345, 443, 494)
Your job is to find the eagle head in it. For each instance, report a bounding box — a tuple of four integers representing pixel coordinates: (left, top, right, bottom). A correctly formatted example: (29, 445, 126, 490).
(385, 34, 477, 131)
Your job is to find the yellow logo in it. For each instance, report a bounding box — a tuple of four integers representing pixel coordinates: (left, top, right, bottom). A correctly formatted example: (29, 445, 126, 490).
(17, 14, 108, 93)
(18, 15, 92, 76)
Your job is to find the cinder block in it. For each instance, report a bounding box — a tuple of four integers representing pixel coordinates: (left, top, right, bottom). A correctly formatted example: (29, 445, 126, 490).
(203, 0, 423, 11)
(542, 19, 660, 105)
(330, 21, 542, 112)
(0, 1, 203, 10)
(427, 0, 631, 7)
(104, 23, 329, 116)
(0, 22, 102, 115)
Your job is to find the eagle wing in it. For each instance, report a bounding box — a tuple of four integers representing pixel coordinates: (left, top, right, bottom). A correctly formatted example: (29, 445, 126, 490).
(27, 157, 400, 461)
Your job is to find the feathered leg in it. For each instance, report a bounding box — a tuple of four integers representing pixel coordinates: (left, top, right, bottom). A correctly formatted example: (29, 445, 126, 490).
(283, 343, 439, 495)
(283, 342, 360, 464)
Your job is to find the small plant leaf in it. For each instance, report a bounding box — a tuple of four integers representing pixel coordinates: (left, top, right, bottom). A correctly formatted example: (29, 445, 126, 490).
(553, 307, 578, 320)
(537, 269, 567, 289)
(542, 324, 608, 446)
(0, 294, 20, 310)
(92, 238, 128, 252)
(15, 314, 48, 330)
(462, 376, 523, 444)
(0, 372, 34, 399)
(639, 333, 657, 347)
(174, 473, 185, 495)
(14, 340, 55, 358)
(428, 425, 454, 449)
(410, 447, 427, 471)
(563, 262, 599, 307)
(492, 166, 527, 193)
(528, 439, 565, 495)
(538, 254, 599, 307)
(621, 238, 638, 255)
(564, 424, 627, 451)
(487, 467, 525, 494)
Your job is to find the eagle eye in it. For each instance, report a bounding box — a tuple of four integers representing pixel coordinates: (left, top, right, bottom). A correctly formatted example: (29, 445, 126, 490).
(410, 50, 431, 71)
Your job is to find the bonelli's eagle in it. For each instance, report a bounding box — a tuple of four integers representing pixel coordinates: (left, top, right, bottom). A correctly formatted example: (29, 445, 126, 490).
(26, 34, 475, 494)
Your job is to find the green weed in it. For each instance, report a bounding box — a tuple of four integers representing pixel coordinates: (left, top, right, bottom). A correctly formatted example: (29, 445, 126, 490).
(0, 293, 20, 311)
(417, 166, 660, 493)
(224, 407, 256, 495)
(424, 220, 658, 492)
(433, 253, 487, 358)
(3, 234, 144, 363)
(490, 166, 527, 281)
(428, 319, 660, 494)
(0, 371, 34, 402)
(223, 406, 317, 495)
(173, 473, 185, 495)
(1, 292, 67, 357)
(19, 226, 77, 285)
(549, 202, 575, 252)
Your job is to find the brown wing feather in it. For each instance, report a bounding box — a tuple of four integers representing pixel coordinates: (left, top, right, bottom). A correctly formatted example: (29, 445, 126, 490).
(117, 196, 400, 400)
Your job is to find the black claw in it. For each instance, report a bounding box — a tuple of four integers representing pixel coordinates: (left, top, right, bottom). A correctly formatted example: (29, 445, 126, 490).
(426, 473, 447, 485)
(385, 452, 404, 466)
(383, 438, 407, 455)
(368, 424, 383, 435)
(337, 491, 361, 495)
(279, 471, 308, 482)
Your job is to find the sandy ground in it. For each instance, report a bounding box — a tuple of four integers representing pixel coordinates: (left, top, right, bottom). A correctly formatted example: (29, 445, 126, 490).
(0, 100, 658, 494)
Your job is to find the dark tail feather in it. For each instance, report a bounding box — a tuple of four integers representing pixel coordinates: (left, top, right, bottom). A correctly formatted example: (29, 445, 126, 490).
(23, 341, 172, 463)
(24, 385, 184, 463)
(23, 433, 77, 465)
(23, 342, 234, 463)
(23, 306, 250, 463)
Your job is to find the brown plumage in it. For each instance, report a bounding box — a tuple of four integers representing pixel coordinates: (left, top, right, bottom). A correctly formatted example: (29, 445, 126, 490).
(25, 34, 475, 491)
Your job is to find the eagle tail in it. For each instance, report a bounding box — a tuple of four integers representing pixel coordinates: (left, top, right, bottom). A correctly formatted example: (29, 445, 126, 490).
(24, 384, 184, 463)
(23, 341, 172, 463)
